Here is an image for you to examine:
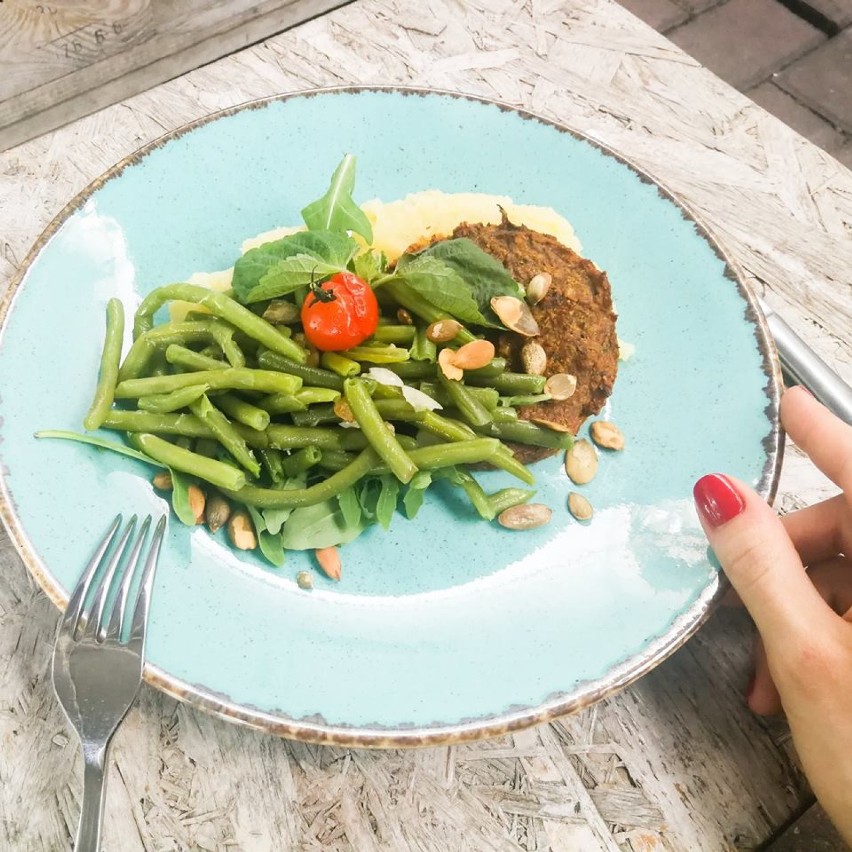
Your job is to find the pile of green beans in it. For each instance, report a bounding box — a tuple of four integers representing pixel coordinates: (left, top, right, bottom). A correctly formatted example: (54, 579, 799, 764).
(79, 279, 574, 565)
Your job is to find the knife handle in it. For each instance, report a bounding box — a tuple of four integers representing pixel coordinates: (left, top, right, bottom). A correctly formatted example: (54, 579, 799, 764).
(763, 306, 852, 426)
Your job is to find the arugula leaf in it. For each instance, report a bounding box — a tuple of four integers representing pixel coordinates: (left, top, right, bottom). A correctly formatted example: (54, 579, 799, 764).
(301, 154, 373, 243)
(337, 486, 362, 528)
(261, 474, 307, 534)
(35, 430, 166, 468)
(402, 471, 432, 519)
(280, 498, 368, 550)
(232, 230, 357, 303)
(394, 254, 493, 327)
(169, 468, 197, 526)
(376, 474, 400, 531)
(246, 505, 285, 567)
(357, 477, 383, 521)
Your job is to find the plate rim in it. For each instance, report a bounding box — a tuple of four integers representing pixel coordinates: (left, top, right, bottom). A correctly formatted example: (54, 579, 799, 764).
(0, 85, 784, 747)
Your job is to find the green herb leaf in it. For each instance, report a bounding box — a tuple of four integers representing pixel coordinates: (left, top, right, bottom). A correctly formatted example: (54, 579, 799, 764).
(418, 237, 524, 326)
(169, 468, 197, 526)
(352, 250, 384, 284)
(301, 154, 373, 243)
(280, 498, 368, 550)
(402, 471, 432, 519)
(246, 255, 342, 303)
(246, 505, 285, 567)
(232, 230, 357, 303)
(35, 430, 166, 468)
(376, 474, 400, 530)
(337, 486, 362, 528)
(394, 254, 492, 327)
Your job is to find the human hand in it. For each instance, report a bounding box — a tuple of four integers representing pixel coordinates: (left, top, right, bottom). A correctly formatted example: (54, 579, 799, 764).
(693, 385, 852, 843)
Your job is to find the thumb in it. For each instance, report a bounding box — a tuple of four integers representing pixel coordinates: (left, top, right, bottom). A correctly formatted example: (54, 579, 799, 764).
(693, 473, 829, 645)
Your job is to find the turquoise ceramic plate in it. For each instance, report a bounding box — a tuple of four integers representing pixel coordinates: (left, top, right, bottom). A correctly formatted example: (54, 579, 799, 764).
(0, 88, 782, 746)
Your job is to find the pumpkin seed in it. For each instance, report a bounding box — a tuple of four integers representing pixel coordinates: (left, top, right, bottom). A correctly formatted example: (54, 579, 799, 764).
(568, 492, 594, 521)
(426, 319, 462, 343)
(497, 503, 552, 530)
(526, 272, 552, 305)
(590, 420, 625, 451)
(565, 439, 598, 484)
(490, 296, 540, 337)
(453, 339, 495, 370)
(227, 510, 257, 550)
(438, 347, 463, 381)
(544, 373, 577, 401)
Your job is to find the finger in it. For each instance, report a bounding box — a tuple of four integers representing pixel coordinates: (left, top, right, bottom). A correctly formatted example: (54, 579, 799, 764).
(748, 635, 782, 716)
(781, 495, 847, 566)
(781, 386, 852, 494)
(693, 473, 830, 642)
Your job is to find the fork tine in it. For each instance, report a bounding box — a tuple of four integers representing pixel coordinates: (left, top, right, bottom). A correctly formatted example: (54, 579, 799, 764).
(62, 514, 123, 636)
(128, 515, 166, 646)
(81, 515, 137, 640)
(103, 515, 152, 642)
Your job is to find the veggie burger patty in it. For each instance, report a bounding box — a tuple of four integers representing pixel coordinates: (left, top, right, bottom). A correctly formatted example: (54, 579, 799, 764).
(451, 216, 619, 464)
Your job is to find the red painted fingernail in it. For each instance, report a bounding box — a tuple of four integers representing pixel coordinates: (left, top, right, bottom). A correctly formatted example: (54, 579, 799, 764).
(693, 474, 746, 528)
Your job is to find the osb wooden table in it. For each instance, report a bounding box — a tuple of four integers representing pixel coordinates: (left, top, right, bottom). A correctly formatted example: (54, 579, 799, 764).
(2, 1, 851, 850)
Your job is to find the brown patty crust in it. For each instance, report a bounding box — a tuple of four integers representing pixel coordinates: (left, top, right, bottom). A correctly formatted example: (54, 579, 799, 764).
(451, 217, 619, 462)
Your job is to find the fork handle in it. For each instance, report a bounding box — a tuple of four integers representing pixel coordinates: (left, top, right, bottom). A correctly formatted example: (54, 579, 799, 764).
(75, 752, 109, 852)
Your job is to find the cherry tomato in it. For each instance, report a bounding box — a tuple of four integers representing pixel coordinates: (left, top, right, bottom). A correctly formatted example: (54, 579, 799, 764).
(300, 271, 379, 352)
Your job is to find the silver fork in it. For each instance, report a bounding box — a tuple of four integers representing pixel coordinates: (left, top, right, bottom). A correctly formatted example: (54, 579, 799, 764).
(52, 513, 166, 852)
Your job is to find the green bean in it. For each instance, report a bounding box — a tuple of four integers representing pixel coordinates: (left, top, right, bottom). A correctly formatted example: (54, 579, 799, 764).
(317, 449, 356, 471)
(417, 410, 477, 442)
(476, 420, 573, 450)
(215, 393, 271, 432)
(374, 398, 420, 422)
(438, 376, 492, 427)
(223, 447, 380, 509)
(257, 350, 344, 391)
(295, 387, 340, 405)
(83, 298, 125, 430)
(369, 438, 501, 475)
(102, 410, 268, 447)
(138, 384, 210, 414)
(130, 433, 247, 491)
(258, 448, 285, 483)
(149, 352, 170, 377)
(444, 468, 495, 520)
(320, 351, 360, 377)
(382, 280, 476, 343)
(119, 319, 244, 381)
(416, 412, 533, 483)
(257, 393, 306, 415)
(492, 406, 519, 422)
(282, 446, 322, 478)
(409, 326, 437, 362)
(499, 394, 552, 407)
(165, 344, 228, 372)
(115, 367, 302, 399)
(344, 378, 418, 484)
(265, 424, 367, 452)
(290, 404, 339, 427)
(371, 360, 437, 380)
(418, 381, 499, 411)
(345, 345, 410, 364)
(133, 283, 306, 362)
(488, 487, 536, 516)
(467, 372, 547, 395)
(371, 325, 417, 345)
(189, 395, 260, 477)
(464, 357, 507, 379)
